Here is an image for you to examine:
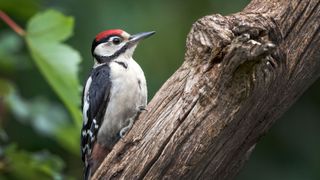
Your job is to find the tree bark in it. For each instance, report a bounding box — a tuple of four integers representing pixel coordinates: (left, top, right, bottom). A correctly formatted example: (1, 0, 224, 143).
(92, 0, 320, 179)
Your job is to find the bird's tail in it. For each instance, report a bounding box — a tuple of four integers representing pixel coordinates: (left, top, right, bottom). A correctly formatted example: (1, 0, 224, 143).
(84, 163, 91, 180)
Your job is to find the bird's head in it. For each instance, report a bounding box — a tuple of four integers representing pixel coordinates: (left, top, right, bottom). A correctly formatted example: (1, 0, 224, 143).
(91, 29, 155, 64)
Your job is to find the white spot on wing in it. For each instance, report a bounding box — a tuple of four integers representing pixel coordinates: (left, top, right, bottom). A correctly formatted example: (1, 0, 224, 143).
(93, 119, 99, 129)
(87, 130, 93, 137)
(82, 131, 87, 137)
(91, 136, 95, 142)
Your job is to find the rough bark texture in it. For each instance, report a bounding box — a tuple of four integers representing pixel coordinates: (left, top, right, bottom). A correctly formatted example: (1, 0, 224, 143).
(93, 0, 320, 179)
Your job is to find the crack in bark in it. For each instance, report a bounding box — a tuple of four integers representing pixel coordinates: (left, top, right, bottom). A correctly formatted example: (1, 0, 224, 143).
(300, 1, 320, 30)
(284, 1, 310, 39)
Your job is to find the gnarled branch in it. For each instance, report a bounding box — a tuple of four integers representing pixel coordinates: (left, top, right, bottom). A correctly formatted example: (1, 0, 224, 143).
(93, 0, 320, 179)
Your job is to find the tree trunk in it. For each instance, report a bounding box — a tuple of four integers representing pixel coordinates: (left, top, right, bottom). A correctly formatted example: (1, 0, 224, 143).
(92, 0, 320, 179)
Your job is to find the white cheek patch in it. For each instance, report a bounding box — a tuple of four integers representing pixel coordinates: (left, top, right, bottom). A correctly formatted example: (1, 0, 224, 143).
(94, 42, 124, 57)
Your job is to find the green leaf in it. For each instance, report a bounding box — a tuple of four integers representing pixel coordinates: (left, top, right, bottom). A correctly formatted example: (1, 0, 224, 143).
(25, 10, 82, 127)
(3, 144, 64, 180)
(5, 90, 79, 155)
(27, 10, 74, 42)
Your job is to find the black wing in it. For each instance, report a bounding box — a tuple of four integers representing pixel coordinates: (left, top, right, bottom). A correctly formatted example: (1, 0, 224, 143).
(81, 64, 111, 162)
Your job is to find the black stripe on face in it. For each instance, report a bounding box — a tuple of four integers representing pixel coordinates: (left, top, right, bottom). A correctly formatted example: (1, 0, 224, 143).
(114, 61, 128, 69)
(93, 42, 131, 63)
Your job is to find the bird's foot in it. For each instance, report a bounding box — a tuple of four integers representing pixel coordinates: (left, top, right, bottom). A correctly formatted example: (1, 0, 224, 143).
(138, 105, 148, 112)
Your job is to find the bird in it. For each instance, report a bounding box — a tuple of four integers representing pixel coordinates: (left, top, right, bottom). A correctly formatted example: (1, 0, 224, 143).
(81, 29, 155, 179)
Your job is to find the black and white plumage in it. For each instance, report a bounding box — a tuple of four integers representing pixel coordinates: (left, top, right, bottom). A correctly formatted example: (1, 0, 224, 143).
(81, 29, 154, 180)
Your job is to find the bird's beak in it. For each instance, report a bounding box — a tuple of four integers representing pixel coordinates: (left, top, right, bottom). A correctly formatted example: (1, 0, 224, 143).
(129, 31, 155, 44)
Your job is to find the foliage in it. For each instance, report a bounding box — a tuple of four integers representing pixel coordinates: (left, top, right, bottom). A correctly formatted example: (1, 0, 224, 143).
(26, 10, 82, 127)
(0, 9, 81, 179)
(1, 144, 64, 180)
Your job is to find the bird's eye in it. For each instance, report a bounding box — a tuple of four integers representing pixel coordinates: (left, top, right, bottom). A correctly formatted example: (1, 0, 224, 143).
(112, 37, 121, 45)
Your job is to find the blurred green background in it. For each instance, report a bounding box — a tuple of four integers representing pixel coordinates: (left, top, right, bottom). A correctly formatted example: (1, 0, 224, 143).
(0, 0, 319, 179)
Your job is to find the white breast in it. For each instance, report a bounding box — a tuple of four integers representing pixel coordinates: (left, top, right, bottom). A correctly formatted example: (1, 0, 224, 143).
(97, 57, 147, 145)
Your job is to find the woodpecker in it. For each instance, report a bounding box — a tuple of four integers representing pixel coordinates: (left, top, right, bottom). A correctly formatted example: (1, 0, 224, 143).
(81, 29, 154, 179)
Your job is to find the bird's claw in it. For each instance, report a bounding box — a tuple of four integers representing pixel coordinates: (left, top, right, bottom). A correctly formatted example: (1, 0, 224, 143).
(138, 105, 148, 112)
